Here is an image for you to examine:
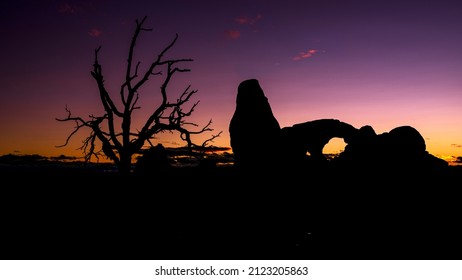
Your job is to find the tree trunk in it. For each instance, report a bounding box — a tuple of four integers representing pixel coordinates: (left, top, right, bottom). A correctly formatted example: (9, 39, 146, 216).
(118, 152, 133, 176)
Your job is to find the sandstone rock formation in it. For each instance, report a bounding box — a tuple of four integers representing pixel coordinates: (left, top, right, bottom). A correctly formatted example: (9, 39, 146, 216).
(337, 125, 448, 172)
(229, 79, 448, 175)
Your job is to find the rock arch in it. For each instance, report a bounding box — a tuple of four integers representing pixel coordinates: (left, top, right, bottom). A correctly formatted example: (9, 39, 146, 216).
(281, 119, 359, 164)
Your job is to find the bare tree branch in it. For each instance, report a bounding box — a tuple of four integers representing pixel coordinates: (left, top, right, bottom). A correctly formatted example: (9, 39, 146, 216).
(56, 16, 220, 174)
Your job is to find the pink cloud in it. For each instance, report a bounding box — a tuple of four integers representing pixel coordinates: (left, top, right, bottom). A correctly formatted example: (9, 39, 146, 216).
(88, 28, 103, 37)
(235, 14, 262, 25)
(224, 29, 241, 40)
(292, 49, 319, 61)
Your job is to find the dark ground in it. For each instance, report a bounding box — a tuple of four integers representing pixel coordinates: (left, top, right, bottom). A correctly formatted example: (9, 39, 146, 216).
(1, 161, 462, 260)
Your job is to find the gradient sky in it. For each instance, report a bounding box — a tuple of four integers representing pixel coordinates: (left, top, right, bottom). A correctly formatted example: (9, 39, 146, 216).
(1, 0, 461, 163)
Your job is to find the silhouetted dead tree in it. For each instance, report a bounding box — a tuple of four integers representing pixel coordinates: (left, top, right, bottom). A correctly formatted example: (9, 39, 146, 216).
(56, 16, 221, 175)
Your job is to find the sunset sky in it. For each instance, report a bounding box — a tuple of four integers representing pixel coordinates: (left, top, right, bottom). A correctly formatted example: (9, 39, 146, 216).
(1, 0, 461, 164)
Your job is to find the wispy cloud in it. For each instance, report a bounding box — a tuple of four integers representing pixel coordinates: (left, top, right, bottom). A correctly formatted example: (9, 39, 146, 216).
(224, 29, 241, 40)
(88, 28, 102, 37)
(451, 144, 462, 148)
(58, 2, 77, 14)
(292, 49, 319, 61)
(58, 1, 106, 15)
(235, 14, 262, 25)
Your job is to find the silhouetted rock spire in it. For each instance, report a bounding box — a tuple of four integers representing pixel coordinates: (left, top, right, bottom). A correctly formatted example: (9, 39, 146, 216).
(229, 79, 281, 172)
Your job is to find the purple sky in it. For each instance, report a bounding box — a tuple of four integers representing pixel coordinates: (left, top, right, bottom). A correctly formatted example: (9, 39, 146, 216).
(1, 0, 461, 163)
